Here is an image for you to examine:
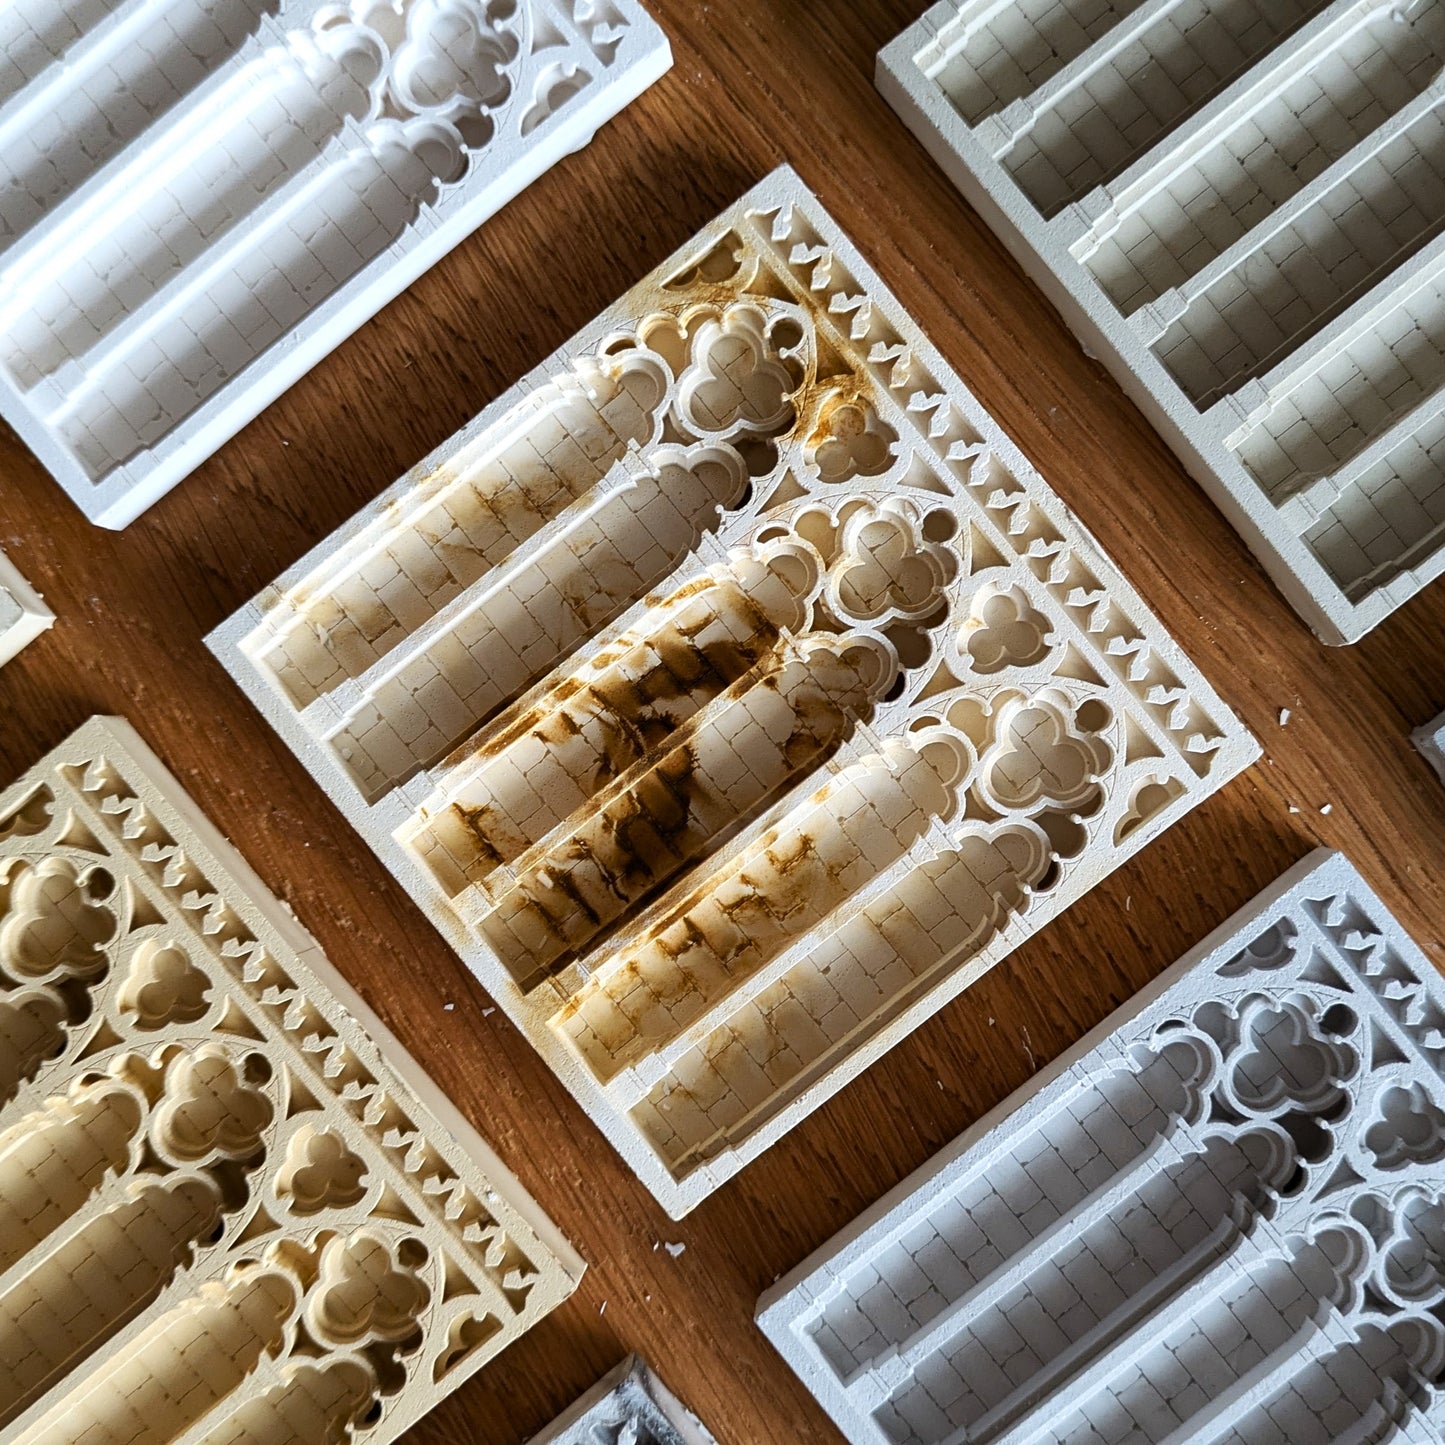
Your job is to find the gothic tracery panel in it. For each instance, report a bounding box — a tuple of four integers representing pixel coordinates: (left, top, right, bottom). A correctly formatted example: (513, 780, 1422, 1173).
(210, 168, 1259, 1217)
(0, 0, 670, 525)
(759, 847, 1445, 1444)
(0, 718, 583, 1444)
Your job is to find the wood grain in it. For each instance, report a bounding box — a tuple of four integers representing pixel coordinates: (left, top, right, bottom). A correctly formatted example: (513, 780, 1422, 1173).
(2, 2, 1443, 1440)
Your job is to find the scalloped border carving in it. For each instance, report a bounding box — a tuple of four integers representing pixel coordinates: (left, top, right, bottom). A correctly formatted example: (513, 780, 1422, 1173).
(209, 166, 1259, 1217)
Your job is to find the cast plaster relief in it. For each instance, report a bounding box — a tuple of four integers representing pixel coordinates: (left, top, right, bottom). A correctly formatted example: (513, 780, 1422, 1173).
(0, 0, 669, 526)
(879, 0, 1445, 643)
(0, 546, 53, 666)
(0, 716, 583, 1444)
(1414, 711, 1445, 784)
(759, 849, 1445, 1445)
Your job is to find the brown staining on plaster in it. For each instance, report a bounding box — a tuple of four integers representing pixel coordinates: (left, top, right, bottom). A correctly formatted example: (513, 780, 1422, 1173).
(706, 832, 823, 938)
(260, 352, 657, 710)
(628, 248, 870, 448)
(804, 376, 875, 449)
(481, 655, 863, 989)
(662, 229, 753, 291)
(447, 802, 512, 878)
(430, 569, 746, 786)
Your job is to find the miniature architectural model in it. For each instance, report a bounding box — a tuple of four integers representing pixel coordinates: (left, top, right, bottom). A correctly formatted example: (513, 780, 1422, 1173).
(759, 848, 1445, 1444)
(209, 166, 1259, 1217)
(529, 1354, 718, 1444)
(879, 0, 1445, 644)
(0, 717, 584, 1443)
(1414, 711, 1445, 783)
(0, 546, 53, 666)
(0, 0, 669, 527)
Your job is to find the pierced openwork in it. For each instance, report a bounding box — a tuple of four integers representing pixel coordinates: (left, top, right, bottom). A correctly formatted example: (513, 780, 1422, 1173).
(211, 168, 1258, 1216)
(0, 719, 582, 1443)
(760, 849, 1445, 1445)
(0, 0, 668, 525)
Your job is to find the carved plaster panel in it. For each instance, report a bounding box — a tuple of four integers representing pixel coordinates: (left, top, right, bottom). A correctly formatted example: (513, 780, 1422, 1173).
(210, 167, 1259, 1216)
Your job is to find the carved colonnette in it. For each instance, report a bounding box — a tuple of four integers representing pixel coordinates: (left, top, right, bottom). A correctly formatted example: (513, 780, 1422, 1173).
(0, 717, 583, 1444)
(878, 0, 1445, 644)
(0, 0, 670, 525)
(210, 167, 1259, 1216)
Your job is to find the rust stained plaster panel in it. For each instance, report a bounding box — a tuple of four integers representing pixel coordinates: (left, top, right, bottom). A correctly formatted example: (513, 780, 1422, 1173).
(208, 167, 1261, 1218)
(0, 717, 583, 1444)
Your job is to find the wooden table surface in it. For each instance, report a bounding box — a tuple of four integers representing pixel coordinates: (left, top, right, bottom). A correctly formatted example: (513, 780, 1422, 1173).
(3, 2, 1443, 1440)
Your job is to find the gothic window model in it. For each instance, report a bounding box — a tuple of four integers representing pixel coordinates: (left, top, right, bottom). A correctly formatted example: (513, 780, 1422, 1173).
(759, 849, 1445, 1445)
(210, 167, 1259, 1217)
(0, 0, 669, 525)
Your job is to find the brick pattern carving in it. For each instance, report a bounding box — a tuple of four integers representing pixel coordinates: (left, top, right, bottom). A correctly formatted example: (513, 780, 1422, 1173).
(0, 717, 582, 1443)
(0, 0, 669, 526)
(879, 0, 1445, 643)
(210, 167, 1258, 1217)
(759, 848, 1445, 1445)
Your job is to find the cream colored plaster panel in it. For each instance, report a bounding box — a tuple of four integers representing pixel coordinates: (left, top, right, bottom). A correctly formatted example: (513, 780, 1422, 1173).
(0, 716, 583, 1444)
(0, 545, 53, 667)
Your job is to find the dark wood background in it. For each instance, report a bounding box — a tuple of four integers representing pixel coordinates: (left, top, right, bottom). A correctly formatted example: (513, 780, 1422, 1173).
(3, 2, 1442, 1440)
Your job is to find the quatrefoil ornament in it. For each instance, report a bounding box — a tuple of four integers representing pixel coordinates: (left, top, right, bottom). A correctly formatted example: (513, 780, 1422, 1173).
(379, 0, 522, 122)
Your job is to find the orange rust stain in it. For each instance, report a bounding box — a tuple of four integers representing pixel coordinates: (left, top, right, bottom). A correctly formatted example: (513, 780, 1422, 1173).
(804, 377, 878, 453)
